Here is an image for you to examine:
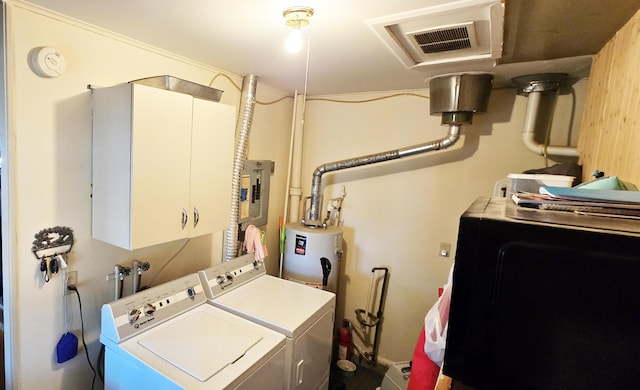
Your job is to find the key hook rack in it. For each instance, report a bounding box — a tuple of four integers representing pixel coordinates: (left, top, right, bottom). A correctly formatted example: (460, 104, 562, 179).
(31, 226, 74, 282)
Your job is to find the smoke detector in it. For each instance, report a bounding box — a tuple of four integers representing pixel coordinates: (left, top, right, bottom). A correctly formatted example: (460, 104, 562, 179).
(366, 0, 504, 68)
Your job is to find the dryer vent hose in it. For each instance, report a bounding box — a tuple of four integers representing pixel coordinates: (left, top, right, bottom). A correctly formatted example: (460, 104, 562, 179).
(225, 75, 258, 261)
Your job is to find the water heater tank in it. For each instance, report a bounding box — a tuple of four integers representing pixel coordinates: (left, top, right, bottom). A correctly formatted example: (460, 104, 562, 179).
(283, 223, 343, 293)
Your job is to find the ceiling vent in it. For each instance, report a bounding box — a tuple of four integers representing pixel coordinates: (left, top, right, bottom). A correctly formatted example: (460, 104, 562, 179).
(411, 22, 478, 55)
(366, 0, 504, 68)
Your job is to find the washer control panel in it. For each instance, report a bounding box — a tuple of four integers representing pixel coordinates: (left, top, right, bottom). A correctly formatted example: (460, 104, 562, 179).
(198, 254, 265, 299)
(101, 273, 205, 343)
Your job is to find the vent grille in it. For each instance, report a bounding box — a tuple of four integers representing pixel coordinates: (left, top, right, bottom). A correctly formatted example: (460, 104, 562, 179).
(413, 27, 471, 53)
(365, 1, 504, 68)
(411, 23, 477, 54)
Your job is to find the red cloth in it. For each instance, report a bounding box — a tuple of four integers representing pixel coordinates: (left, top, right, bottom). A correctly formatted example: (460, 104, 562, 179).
(407, 327, 440, 390)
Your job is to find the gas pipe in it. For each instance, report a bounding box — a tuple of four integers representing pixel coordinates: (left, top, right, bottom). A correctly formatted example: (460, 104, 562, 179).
(338, 319, 353, 361)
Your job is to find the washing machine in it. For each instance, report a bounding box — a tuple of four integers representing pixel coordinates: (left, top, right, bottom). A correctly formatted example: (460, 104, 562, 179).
(198, 254, 336, 390)
(100, 273, 286, 389)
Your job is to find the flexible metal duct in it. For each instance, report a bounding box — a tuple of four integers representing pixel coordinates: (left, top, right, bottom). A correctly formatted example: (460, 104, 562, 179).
(225, 75, 258, 261)
(303, 73, 492, 227)
(305, 125, 461, 226)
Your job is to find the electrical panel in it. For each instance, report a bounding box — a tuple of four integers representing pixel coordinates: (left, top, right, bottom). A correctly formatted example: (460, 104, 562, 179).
(239, 160, 274, 229)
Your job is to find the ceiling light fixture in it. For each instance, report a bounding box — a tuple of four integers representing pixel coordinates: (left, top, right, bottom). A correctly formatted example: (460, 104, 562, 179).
(283, 6, 314, 53)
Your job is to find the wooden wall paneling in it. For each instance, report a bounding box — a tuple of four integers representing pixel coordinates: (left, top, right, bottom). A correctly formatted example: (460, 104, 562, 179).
(578, 8, 640, 185)
(577, 40, 612, 180)
(608, 22, 630, 178)
(620, 15, 640, 182)
(608, 25, 634, 178)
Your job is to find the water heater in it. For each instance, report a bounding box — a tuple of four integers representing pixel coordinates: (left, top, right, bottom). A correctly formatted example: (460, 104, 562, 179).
(283, 223, 343, 293)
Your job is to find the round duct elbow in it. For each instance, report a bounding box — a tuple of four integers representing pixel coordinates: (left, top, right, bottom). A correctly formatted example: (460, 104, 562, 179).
(429, 73, 493, 124)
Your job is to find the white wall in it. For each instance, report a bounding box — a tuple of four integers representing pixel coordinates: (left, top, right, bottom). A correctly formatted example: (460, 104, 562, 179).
(2, 3, 292, 388)
(299, 82, 586, 363)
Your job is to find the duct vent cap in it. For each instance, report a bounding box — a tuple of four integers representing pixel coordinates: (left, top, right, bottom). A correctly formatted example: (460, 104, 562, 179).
(367, 0, 503, 68)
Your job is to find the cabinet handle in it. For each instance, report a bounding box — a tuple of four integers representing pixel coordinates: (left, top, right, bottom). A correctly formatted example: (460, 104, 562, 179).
(296, 359, 304, 385)
(181, 207, 188, 230)
(193, 207, 200, 228)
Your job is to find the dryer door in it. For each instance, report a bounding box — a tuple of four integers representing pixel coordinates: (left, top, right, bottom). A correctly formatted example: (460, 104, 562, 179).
(293, 309, 334, 389)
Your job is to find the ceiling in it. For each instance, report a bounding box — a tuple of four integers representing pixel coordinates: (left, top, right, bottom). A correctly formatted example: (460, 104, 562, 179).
(19, 0, 640, 95)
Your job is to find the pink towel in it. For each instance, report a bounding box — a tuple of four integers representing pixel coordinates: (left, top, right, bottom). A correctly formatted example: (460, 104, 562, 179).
(244, 225, 266, 262)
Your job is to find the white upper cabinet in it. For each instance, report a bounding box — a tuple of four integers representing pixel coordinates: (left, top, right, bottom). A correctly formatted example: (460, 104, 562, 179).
(92, 83, 235, 250)
(189, 98, 236, 236)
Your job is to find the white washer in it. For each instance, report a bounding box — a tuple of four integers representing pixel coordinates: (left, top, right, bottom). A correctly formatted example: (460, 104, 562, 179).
(100, 273, 286, 389)
(199, 254, 336, 390)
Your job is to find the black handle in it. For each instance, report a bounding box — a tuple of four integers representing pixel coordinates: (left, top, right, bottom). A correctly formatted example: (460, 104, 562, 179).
(320, 257, 331, 288)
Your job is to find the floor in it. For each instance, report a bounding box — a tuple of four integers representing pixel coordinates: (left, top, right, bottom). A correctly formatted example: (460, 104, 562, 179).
(328, 358, 387, 390)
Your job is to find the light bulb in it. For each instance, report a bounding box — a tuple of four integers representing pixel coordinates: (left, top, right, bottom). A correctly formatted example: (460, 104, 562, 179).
(286, 27, 303, 53)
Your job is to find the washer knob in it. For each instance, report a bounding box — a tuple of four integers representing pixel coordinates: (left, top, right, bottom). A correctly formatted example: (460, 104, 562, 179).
(143, 303, 156, 316)
(216, 275, 225, 285)
(128, 308, 141, 323)
(225, 272, 234, 281)
(187, 287, 196, 298)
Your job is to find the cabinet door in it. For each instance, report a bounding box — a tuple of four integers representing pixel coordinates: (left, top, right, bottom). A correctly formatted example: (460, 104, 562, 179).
(130, 85, 193, 248)
(189, 98, 236, 236)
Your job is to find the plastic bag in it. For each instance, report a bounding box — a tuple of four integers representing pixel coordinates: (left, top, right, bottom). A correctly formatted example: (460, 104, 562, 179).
(56, 331, 78, 363)
(424, 265, 454, 367)
(407, 327, 440, 390)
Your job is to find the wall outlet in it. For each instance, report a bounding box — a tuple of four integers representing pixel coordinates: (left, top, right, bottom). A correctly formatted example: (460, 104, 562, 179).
(65, 270, 78, 294)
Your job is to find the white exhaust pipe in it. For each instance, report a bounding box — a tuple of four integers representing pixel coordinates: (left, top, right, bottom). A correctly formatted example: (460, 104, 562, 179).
(514, 74, 579, 158)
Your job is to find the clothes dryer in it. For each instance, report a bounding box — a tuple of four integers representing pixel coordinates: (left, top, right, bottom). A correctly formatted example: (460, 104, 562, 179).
(199, 254, 335, 390)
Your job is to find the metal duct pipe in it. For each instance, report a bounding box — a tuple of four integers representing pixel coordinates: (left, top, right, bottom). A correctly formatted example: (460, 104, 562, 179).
(302, 73, 492, 228)
(225, 75, 258, 261)
(304, 124, 461, 227)
(513, 73, 579, 157)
